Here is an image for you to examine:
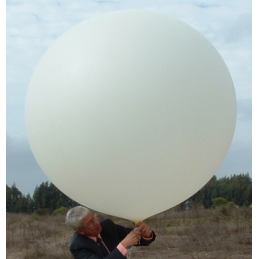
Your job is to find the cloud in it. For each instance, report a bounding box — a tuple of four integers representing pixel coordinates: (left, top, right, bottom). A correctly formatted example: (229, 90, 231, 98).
(222, 13, 252, 43)
(194, 2, 218, 9)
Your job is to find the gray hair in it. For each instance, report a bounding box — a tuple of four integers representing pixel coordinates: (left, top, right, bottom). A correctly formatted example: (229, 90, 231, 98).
(65, 206, 91, 230)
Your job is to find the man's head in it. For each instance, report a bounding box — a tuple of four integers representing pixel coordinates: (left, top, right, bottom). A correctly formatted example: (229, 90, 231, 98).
(66, 206, 102, 236)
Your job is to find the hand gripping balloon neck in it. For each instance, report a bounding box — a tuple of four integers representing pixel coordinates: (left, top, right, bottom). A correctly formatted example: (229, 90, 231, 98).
(128, 228, 139, 251)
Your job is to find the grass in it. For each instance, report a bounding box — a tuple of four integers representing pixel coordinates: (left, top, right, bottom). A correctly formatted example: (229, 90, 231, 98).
(6, 207, 252, 259)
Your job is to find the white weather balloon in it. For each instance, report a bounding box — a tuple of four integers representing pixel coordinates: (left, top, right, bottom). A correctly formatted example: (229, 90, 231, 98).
(25, 10, 236, 221)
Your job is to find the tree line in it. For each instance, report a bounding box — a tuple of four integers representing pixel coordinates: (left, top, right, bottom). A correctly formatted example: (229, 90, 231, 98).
(6, 173, 251, 214)
(6, 181, 80, 214)
(189, 173, 252, 208)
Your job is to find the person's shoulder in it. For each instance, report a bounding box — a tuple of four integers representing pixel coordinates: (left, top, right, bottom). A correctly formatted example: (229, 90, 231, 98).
(70, 232, 97, 251)
(70, 232, 99, 256)
(71, 232, 91, 245)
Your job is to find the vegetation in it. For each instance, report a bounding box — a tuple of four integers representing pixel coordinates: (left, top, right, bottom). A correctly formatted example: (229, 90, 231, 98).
(6, 173, 252, 214)
(6, 173, 252, 258)
(212, 197, 228, 207)
(187, 173, 252, 208)
(6, 182, 80, 214)
(6, 207, 252, 259)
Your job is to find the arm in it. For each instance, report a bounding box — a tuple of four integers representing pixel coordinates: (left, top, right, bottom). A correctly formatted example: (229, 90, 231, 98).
(70, 238, 127, 259)
(70, 232, 127, 259)
(71, 247, 126, 259)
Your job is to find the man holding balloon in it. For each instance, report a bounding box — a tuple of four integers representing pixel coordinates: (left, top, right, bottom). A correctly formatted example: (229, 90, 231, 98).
(25, 9, 236, 258)
(66, 206, 156, 259)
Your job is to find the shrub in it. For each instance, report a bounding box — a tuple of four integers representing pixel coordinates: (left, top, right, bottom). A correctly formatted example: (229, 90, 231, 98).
(52, 206, 68, 216)
(212, 197, 228, 207)
(34, 208, 50, 216)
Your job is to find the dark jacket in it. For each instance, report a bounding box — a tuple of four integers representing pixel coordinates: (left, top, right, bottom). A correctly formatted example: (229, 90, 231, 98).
(70, 218, 156, 259)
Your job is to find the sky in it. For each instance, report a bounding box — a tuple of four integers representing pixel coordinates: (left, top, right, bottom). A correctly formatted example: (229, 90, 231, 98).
(5, 0, 252, 196)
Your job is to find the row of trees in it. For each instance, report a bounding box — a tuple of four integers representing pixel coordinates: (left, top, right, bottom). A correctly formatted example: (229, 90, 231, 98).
(6, 182, 79, 214)
(189, 173, 252, 208)
(6, 173, 252, 214)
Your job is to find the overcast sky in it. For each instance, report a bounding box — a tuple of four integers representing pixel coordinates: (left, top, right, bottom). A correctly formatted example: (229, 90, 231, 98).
(5, 0, 252, 196)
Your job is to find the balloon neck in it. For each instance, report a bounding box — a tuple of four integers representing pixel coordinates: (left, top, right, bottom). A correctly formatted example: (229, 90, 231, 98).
(131, 218, 145, 225)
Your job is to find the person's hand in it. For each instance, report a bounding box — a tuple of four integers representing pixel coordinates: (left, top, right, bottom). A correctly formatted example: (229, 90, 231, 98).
(135, 222, 152, 238)
(121, 231, 141, 249)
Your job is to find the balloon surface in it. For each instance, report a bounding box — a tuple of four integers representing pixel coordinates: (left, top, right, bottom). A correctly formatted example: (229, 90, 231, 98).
(25, 10, 236, 221)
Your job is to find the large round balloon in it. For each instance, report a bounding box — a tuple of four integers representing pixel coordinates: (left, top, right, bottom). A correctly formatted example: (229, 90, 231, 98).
(25, 10, 236, 221)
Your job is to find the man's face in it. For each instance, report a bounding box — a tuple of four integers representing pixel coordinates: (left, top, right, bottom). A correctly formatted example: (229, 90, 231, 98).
(76, 212, 102, 237)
